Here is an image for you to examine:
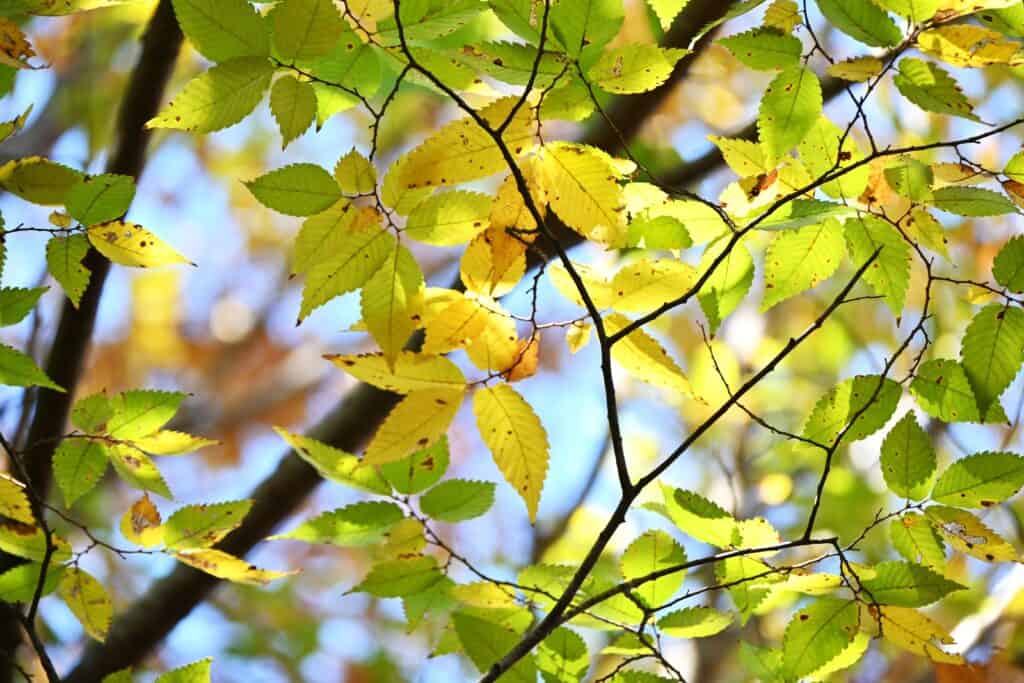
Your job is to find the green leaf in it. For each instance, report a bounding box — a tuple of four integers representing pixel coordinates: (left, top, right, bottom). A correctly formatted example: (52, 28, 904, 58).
(993, 235, 1024, 293)
(662, 486, 737, 547)
(537, 627, 589, 683)
(550, 0, 624, 60)
(817, 0, 902, 47)
(757, 199, 855, 231)
(890, 512, 946, 569)
(893, 58, 981, 123)
(929, 186, 1017, 216)
(627, 214, 692, 250)
(171, 0, 269, 62)
(65, 174, 135, 226)
(903, 207, 949, 259)
(657, 606, 733, 638)
(45, 234, 91, 307)
(721, 27, 801, 71)
(273, 501, 404, 546)
(164, 500, 252, 548)
(272, 0, 345, 62)
(147, 57, 274, 133)
(245, 163, 342, 217)
(299, 224, 395, 320)
(960, 304, 1024, 415)
(53, 437, 108, 507)
(909, 359, 991, 423)
(762, 219, 845, 310)
(0, 287, 45, 326)
(380, 437, 451, 494)
(71, 392, 113, 432)
(269, 75, 316, 149)
(782, 598, 859, 680)
(405, 191, 492, 246)
(588, 44, 686, 94)
(0, 157, 82, 206)
(932, 451, 1024, 507)
(454, 611, 538, 682)
(0, 344, 61, 391)
(880, 412, 936, 500)
(801, 375, 901, 450)
(698, 237, 754, 333)
(155, 658, 213, 683)
(107, 390, 185, 440)
(620, 530, 687, 607)
(304, 23, 381, 97)
(0, 562, 62, 603)
(844, 213, 911, 313)
(758, 65, 822, 164)
(885, 158, 934, 202)
(420, 479, 495, 522)
(354, 556, 444, 597)
(1005, 150, 1024, 182)
(861, 561, 964, 606)
(273, 427, 389, 493)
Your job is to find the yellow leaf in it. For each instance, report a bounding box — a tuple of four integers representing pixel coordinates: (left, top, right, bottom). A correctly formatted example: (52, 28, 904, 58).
(0, 474, 34, 525)
(325, 351, 465, 393)
(87, 221, 192, 268)
(363, 388, 464, 464)
(334, 148, 376, 194)
(172, 548, 296, 585)
(918, 25, 1024, 67)
(405, 190, 492, 246)
(604, 313, 697, 399)
(927, 505, 1017, 562)
(460, 227, 527, 298)
(0, 520, 71, 563)
(381, 154, 433, 215)
(610, 258, 697, 314)
(504, 336, 540, 382)
(464, 298, 521, 374)
(490, 168, 545, 232)
(400, 97, 535, 189)
(566, 321, 592, 354)
(132, 430, 218, 455)
(872, 605, 964, 664)
(360, 243, 424, 364)
(473, 383, 549, 521)
(538, 142, 626, 245)
(548, 263, 613, 309)
(120, 495, 164, 548)
(59, 568, 112, 642)
(422, 294, 490, 355)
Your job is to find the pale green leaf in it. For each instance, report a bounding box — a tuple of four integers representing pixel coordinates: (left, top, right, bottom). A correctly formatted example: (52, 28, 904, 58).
(147, 57, 273, 133)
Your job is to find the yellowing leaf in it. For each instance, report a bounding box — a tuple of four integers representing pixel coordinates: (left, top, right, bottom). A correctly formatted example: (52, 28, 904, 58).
(827, 56, 884, 82)
(172, 548, 296, 585)
(334, 148, 377, 194)
(0, 474, 34, 525)
(59, 567, 112, 642)
(400, 96, 535, 189)
(918, 25, 1024, 68)
(87, 221, 192, 268)
(164, 500, 252, 549)
(604, 313, 696, 399)
(588, 45, 686, 94)
(360, 243, 424, 363)
(473, 383, 549, 520)
(872, 605, 964, 664)
(269, 75, 316, 148)
(405, 190, 492, 246)
(326, 351, 465, 393)
(0, 156, 82, 205)
(363, 388, 464, 464)
(132, 430, 218, 455)
(610, 258, 696, 314)
(299, 222, 394, 321)
(120, 495, 164, 548)
(538, 142, 626, 245)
